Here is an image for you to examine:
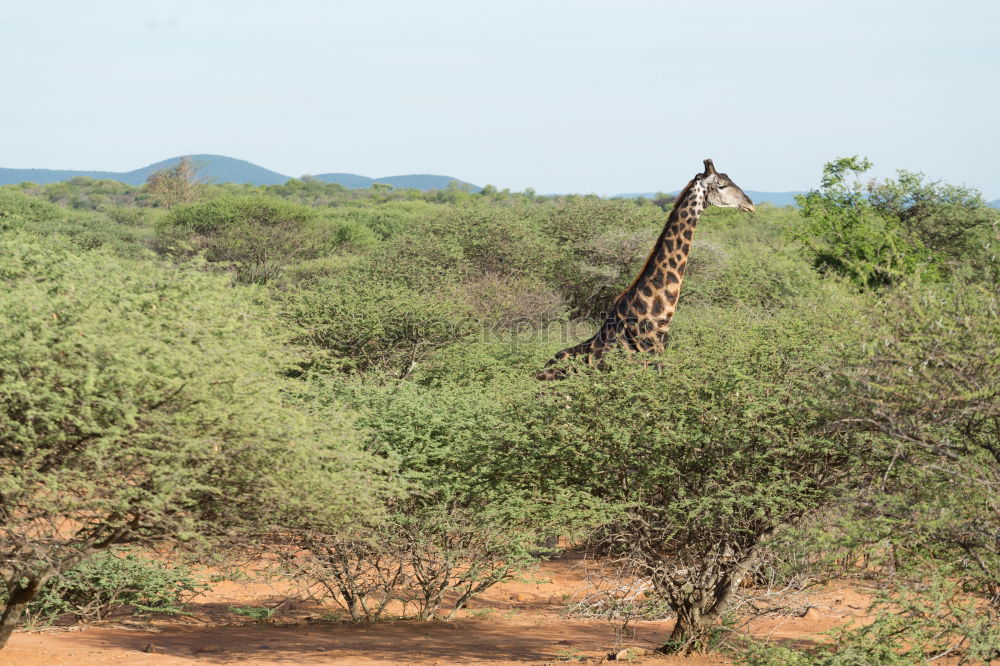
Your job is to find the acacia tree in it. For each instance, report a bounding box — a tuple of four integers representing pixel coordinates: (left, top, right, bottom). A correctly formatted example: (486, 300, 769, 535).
(145, 156, 202, 208)
(520, 300, 866, 652)
(837, 282, 1000, 660)
(792, 157, 998, 290)
(0, 234, 389, 647)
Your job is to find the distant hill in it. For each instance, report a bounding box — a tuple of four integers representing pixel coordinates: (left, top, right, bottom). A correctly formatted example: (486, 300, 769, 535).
(0, 155, 481, 192)
(0, 154, 290, 186)
(312, 172, 481, 192)
(989, 199, 1000, 209)
(309, 173, 378, 189)
(614, 190, 805, 207)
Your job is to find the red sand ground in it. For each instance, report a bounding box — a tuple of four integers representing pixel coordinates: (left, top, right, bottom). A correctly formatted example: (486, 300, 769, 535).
(0, 556, 871, 665)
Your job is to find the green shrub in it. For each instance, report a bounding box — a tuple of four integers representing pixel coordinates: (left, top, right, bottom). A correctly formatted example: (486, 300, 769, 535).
(283, 368, 604, 623)
(282, 254, 362, 285)
(791, 157, 996, 289)
(437, 273, 567, 331)
(282, 279, 477, 378)
(0, 188, 65, 229)
(162, 194, 317, 236)
(157, 195, 339, 282)
(228, 605, 277, 622)
(33, 178, 140, 210)
(683, 245, 826, 310)
(17, 550, 205, 626)
(373, 202, 560, 287)
(319, 213, 379, 251)
(0, 234, 389, 646)
(1, 188, 156, 257)
(869, 169, 999, 283)
(539, 198, 662, 318)
(325, 201, 443, 240)
(519, 295, 867, 652)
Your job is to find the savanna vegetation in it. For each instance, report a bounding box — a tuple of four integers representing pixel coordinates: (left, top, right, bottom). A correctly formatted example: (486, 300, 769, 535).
(1, 157, 997, 662)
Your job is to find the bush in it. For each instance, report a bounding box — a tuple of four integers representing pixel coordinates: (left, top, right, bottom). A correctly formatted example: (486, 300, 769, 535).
(0, 234, 389, 646)
(16, 550, 205, 626)
(739, 578, 1000, 664)
(518, 297, 867, 652)
(792, 157, 997, 289)
(280, 362, 607, 623)
(683, 245, 826, 310)
(869, 170, 999, 283)
(438, 273, 567, 331)
(372, 202, 560, 287)
(277, 503, 543, 622)
(0, 188, 66, 230)
(1, 188, 156, 257)
(539, 198, 662, 319)
(282, 279, 477, 378)
(157, 195, 338, 282)
(325, 201, 443, 240)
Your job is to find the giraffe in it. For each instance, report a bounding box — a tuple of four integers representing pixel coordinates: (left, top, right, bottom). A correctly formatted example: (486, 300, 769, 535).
(537, 159, 754, 380)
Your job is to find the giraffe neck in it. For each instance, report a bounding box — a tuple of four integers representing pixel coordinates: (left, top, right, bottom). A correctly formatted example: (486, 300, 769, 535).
(535, 179, 708, 377)
(617, 180, 706, 322)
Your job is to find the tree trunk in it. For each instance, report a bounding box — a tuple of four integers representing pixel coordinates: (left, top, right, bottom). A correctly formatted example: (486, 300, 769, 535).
(657, 534, 772, 654)
(659, 603, 714, 654)
(0, 576, 45, 649)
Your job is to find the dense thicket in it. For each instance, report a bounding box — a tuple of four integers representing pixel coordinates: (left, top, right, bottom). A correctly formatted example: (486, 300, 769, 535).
(1, 160, 996, 659)
(0, 232, 388, 646)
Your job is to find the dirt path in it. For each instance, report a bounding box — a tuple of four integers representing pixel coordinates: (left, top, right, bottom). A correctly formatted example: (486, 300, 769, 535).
(0, 558, 868, 665)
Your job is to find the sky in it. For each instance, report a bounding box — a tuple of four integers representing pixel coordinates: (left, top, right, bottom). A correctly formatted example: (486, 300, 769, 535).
(2, 0, 999, 197)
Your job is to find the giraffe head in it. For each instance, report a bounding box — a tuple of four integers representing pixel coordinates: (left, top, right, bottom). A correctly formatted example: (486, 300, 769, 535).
(698, 159, 755, 212)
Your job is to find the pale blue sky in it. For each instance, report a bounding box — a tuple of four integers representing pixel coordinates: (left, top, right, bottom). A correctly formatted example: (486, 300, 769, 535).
(3, 0, 998, 196)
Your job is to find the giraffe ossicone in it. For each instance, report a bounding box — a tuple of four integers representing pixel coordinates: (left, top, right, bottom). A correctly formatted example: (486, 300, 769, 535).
(536, 159, 755, 380)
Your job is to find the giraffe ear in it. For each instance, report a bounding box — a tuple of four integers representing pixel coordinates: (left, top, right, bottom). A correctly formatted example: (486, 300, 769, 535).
(703, 159, 717, 176)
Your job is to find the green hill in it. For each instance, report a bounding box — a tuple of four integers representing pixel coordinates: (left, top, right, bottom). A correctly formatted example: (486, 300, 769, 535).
(0, 154, 290, 186)
(0, 156, 481, 192)
(312, 172, 481, 192)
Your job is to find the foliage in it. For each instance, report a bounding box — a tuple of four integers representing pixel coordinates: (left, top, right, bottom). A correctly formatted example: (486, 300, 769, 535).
(0, 234, 389, 646)
(520, 295, 867, 652)
(278, 350, 609, 623)
(228, 605, 277, 622)
(838, 281, 999, 650)
(792, 157, 936, 288)
(793, 157, 998, 289)
(682, 244, 826, 310)
(146, 157, 202, 208)
(743, 279, 1000, 664)
(539, 197, 663, 318)
(372, 202, 559, 287)
(818, 281, 999, 597)
(739, 577, 1000, 665)
(2, 159, 996, 660)
(281, 279, 478, 378)
(321, 201, 443, 240)
(869, 170, 999, 283)
(0, 189, 66, 229)
(13, 550, 205, 626)
(156, 195, 342, 283)
(1, 187, 157, 257)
